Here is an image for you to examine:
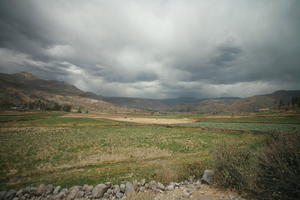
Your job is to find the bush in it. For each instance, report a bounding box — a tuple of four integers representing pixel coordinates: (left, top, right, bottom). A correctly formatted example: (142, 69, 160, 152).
(256, 131, 300, 200)
(213, 132, 300, 200)
(213, 141, 256, 191)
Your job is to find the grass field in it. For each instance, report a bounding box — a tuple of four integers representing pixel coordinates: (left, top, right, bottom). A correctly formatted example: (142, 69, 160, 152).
(177, 122, 300, 132)
(0, 111, 298, 190)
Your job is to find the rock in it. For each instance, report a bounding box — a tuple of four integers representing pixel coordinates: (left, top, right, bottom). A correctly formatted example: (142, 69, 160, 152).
(0, 191, 7, 200)
(83, 184, 93, 193)
(182, 190, 191, 198)
(116, 192, 123, 199)
(138, 186, 145, 192)
(120, 184, 126, 193)
(148, 181, 157, 190)
(36, 184, 46, 196)
(16, 189, 23, 197)
(105, 182, 112, 188)
(28, 187, 37, 196)
(67, 186, 82, 200)
(92, 184, 108, 198)
(45, 184, 54, 195)
(55, 189, 68, 200)
(4, 190, 16, 200)
(188, 175, 195, 182)
(113, 185, 120, 194)
(201, 170, 214, 184)
(157, 182, 165, 191)
(103, 192, 110, 198)
(140, 179, 146, 186)
(53, 186, 61, 194)
(132, 180, 138, 191)
(125, 182, 135, 196)
(166, 184, 174, 191)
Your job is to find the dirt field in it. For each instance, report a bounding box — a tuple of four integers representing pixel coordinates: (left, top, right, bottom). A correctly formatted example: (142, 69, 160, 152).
(63, 113, 195, 124)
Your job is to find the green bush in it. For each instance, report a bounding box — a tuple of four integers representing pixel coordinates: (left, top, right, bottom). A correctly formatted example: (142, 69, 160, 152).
(256, 131, 300, 200)
(213, 141, 256, 191)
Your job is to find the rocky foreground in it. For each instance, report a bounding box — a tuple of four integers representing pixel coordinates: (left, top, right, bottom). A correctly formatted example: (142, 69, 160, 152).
(0, 177, 247, 200)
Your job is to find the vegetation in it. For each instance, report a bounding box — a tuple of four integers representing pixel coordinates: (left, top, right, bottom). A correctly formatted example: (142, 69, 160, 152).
(1, 111, 299, 200)
(213, 141, 256, 192)
(256, 131, 300, 200)
(176, 122, 300, 132)
(213, 131, 300, 200)
(0, 99, 72, 112)
(0, 114, 262, 190)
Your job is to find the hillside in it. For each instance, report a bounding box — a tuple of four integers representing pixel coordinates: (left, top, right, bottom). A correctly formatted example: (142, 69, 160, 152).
(0, 72, 131, 113)
(1, 72, 299, 113)
(176, 90, 300, 113)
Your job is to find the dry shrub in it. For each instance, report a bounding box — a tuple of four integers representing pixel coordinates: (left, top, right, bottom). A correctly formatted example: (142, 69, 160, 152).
(213, 141, 256, 191)
(255, 131, 300, 200)
(154, 164, 181, 183)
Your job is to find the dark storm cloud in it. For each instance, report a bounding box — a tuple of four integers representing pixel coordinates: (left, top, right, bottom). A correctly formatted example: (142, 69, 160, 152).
(0, 0, 300, 98)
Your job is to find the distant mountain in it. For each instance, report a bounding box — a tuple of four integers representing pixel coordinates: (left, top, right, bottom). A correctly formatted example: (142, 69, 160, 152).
(1, 72, 299, 113)
(102, 96, 240, 112)
(175, 90, 300, 113)
(0, 72, 131, 113)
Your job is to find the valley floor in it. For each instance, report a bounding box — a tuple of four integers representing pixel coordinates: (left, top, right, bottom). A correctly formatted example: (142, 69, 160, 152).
(0, 110, 299, 198)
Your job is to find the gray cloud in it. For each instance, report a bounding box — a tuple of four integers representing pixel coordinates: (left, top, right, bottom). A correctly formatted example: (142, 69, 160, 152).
(0, 0, 300, 98)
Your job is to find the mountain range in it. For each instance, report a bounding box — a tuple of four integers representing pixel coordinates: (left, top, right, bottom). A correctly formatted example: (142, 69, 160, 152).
(1, 72, 299, 113)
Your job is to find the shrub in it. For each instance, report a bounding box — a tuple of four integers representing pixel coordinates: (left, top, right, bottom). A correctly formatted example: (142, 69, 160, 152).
(213, 141, 256, 192)
(255, 131, 300, 200)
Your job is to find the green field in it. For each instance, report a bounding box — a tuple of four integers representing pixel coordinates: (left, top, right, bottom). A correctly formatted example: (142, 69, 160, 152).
(177, 122, 300, 132)
(0, 111, 298, 190)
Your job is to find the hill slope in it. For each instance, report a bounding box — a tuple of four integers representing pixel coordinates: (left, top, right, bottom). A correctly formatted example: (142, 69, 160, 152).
(175, 90, 300, 113)
(1, 72, 299, 113)
(0, 72, 130, 113)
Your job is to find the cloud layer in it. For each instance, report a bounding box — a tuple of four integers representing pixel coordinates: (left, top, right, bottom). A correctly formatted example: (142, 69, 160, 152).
(1, 0, 300, 98)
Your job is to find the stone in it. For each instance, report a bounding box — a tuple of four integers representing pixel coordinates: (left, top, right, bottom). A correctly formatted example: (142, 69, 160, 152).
(0, 191, 7, 199)
(125, 182, 135, 196)
(188, 175, 195, 182)
(138, 186, 145, 192)
(45, 184, 54, 195)
(116, 192, 123, 199)
(166, 184, 175, 191)
(67, 186, 82, 200)
(36, 184, 46, 196)
(201, 170, 214, 184)
(148, 181, 157, 190)
(157, 182, 165, 191)
(113, 185, 120, 194)
(4, 190, 16, 200)
(132, 180, 138, 191)
(53, 186, 61, 195)
(120, 184, 126, 193)
(103, 192, 110, 198)
(105, 182, 112, 188)
(92, 184, 108, 198)
(140, 179, 146, 186)
(83, 184, 93, 193)
(16, 189, 23, 197)
(55, 189, 68, 200)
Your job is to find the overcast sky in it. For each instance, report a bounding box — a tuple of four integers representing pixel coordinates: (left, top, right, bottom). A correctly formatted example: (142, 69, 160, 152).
(0, 0, 299, 98)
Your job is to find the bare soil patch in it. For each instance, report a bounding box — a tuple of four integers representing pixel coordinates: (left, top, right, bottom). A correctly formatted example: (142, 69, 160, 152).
(63, 113, 195, 124)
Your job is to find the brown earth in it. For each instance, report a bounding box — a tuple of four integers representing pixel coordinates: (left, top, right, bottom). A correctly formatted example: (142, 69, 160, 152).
(63, 113, 195, 125)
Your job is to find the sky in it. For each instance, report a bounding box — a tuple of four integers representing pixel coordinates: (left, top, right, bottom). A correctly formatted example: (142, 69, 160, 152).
(0, 0, 300, 99)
